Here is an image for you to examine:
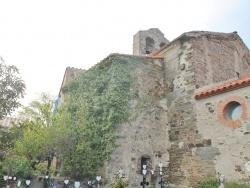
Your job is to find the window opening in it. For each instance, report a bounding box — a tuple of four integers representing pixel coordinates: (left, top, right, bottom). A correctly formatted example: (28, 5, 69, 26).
(145, 37, 155, 54)
(225, 101, 242, 121)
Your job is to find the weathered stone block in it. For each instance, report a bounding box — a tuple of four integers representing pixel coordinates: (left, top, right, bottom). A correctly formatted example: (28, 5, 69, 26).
(195, 147, 219, 160)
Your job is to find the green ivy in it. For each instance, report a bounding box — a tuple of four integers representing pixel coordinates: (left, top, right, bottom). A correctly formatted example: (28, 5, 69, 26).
(198, 179, 250, 188)
(61, 56, 143, 179)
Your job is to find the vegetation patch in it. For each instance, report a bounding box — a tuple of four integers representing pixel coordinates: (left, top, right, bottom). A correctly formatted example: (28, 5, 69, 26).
(61, 55, 142, 178)
(198, 179, 250, 188)
(0, 55, 158, 182)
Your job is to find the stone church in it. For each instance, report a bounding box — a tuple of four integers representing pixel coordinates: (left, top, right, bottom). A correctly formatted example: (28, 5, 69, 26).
(59, 28, 250, 187)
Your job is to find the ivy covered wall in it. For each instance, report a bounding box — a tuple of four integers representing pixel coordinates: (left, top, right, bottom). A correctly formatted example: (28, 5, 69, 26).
(62, 54, 170, 187)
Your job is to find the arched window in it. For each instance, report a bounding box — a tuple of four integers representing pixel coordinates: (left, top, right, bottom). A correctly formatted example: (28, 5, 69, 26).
(145, 37, 155, 54)
(225, 101, 242, 121)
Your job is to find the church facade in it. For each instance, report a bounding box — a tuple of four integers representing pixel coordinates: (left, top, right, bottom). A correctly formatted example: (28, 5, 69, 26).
(59, 28, 250, 187)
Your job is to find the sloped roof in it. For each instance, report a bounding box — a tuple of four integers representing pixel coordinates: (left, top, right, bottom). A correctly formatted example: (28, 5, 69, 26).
(195, 75, 250, 100)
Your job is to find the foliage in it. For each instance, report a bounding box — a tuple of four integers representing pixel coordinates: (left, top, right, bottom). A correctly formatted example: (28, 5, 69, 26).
(13, 121, 50, 168)
(0, 161, 3, 179)
(2, 154, 33, 179)
(225, 182, 250, 188)
(18, 92, 55, 127)
(0, 57, 26, 119)
(1, 93, 55, 178)
(198, 179, 250, 188)
(198, 179, 219, 188)
(34, 163, 47, 175)
(1, 55, 151, 182)
(111, 177, 126, 188)
(16, 94, 55, 170)
(59, 56, 138, 178)
(0, 121, 25, 161)
(49, 106, 101, 179)
(63, 56, 136, 125)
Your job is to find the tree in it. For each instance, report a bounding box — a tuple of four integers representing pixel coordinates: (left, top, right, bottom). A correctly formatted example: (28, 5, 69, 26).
(1, 93, 55, 178)
(16, 93, 55, 172)
(13, 120, 50, 170)
(49, 106, 99, 179)
(2, 154, 33, 179)
(0, 57, 26, 119)
(18, 92, 54, 127)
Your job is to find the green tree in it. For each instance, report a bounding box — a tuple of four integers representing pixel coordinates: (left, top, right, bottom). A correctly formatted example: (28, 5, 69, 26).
(13, 120, 50, 171)
(2, 154, 33, 178)
(50, 106, 102, 179)
(0, 57, 26, 119)
(2, 56, 142, 182)
(18, 92, 54, 127)
(2, 93, 55, 178)
(17, 93, 55, 172)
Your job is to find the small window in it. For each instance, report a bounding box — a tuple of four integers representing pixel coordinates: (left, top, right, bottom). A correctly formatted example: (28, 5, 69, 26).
(218, 96, 247, 128)
(146, 37, 154, 47)
(137, 155, 152, 174)
(225, 101, 242, 121)
(145, 37, 155, 54)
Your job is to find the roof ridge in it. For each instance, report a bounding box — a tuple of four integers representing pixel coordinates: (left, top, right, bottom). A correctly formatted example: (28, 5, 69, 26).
(153, 31, 245, 56)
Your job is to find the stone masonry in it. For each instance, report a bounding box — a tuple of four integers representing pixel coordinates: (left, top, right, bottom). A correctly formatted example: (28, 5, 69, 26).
(59, 29, 250, 187)
(102, 56, 170, 188)
(99, 30, 250, 187)
(196, 88, 250, 183)
(133, 28, 169, 55)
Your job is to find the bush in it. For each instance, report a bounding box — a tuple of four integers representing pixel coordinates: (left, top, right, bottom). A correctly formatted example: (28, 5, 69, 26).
(198, 179, 219, 188)
(2, 156, 33, 179)
(198, 179, 250, 188)
(110, 177, 126, 188)
(226, 182, 250, 188)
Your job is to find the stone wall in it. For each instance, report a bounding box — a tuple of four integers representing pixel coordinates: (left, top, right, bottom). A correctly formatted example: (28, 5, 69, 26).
(103, 57, 170, 188)
(157, 31, 250, 187)
(161, 38, 217, 187)
(104, 31, 250, 187)
(196, 87, 250, 183)
(193, 32, 250, 89)
(193, 32, 250, 184)
(59, 67, 85, 102)
(133, 28, 169, 55)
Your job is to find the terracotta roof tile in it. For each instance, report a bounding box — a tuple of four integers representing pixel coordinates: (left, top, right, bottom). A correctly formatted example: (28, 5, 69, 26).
(195, 75, 250, 100)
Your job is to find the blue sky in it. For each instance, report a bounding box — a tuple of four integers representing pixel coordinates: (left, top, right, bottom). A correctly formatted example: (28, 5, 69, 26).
(0, 0, 249, 111)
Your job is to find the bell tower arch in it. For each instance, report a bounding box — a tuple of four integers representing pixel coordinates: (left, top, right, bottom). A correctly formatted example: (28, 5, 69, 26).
(133, 28, 169, 55)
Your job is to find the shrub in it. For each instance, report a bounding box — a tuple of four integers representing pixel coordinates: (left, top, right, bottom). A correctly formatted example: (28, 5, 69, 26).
(198, 179, 218, 188)
(226, 182, 250, 188)
(198, 179, 250, 188)
(110, 177, 126, 188)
